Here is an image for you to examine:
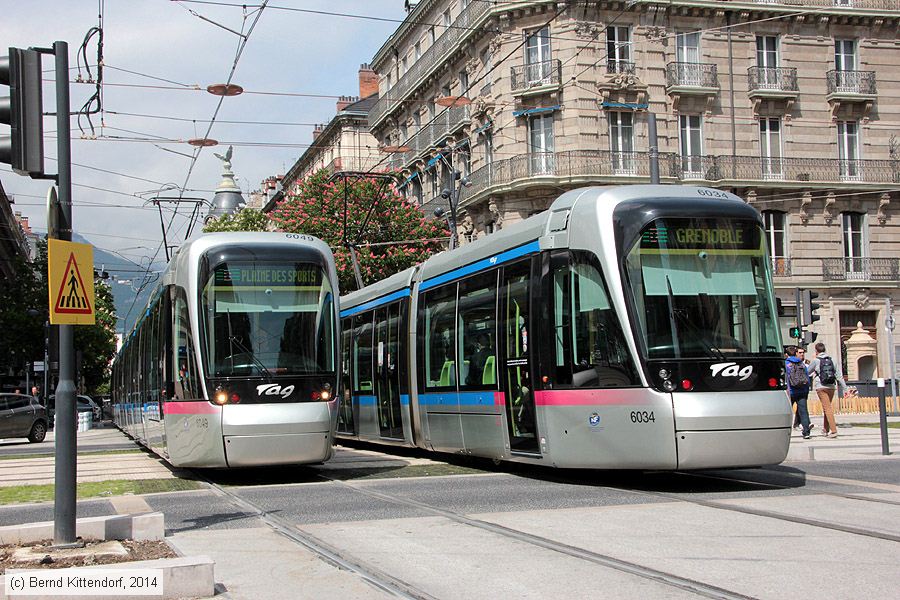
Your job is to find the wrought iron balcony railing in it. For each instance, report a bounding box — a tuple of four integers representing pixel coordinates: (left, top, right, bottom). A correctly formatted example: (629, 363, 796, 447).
(701, 156, 899, 184)
(770, 257, 793, 278)
(368, 0, 490, 127)
(392, 105, 472, 168)
(823, 257, 900, 281)
(751, 0, 900, 9)
(826, 70, 877, 95)
(510, 59, 562, 92)
(666, 62, 719, 89)
(748, 66, 799, 93)
(606, 60, 636, 75)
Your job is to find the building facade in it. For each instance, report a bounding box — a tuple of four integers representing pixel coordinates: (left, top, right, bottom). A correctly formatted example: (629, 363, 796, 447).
(267, 65, 383, 212)
(368, 0, 900, 379)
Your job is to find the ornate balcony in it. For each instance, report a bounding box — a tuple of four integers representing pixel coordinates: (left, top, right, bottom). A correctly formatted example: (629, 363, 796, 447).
(666, 62, 719, 90)
(704, 156, 899, 185)
(748, 66, 799, 96)
(826, 70, 877, 98)
(823, 257, 900, 281)
(510, 60, 562, 95)
(607, 60, 636, 75)
(368, 0, 490, 128)
(394, 106, 471, 169)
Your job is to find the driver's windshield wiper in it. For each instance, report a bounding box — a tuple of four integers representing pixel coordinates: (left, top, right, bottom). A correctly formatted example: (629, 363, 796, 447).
(665, 276, 726, 361)
(225, 311, 272, 380)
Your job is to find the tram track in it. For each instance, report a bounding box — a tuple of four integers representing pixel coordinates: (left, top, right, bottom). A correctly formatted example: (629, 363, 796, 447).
(326, 477, 758, 600)
(196, 473, 439, 600)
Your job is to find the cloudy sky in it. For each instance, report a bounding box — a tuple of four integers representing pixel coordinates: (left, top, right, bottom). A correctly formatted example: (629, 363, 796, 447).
(1, 0, 403, 267)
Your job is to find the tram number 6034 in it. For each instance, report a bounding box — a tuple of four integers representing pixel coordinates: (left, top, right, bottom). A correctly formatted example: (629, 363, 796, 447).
(630, 411, 655, 424)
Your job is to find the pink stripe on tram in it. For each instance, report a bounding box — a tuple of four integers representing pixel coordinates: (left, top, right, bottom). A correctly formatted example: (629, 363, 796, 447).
(534, 390, 637, 407)
(494, 392, 506, 406)
(163, 401, 220, 415)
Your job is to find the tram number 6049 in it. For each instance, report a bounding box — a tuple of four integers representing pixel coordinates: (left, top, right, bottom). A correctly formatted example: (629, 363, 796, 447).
(630, 411, 655, 424)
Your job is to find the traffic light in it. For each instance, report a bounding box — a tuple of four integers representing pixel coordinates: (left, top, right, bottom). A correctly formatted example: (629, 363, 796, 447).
(789, 326, 802, 339)
(0, 47, 44, 177)
(803, 330, 818, 345)
(801, 289, 821, 327)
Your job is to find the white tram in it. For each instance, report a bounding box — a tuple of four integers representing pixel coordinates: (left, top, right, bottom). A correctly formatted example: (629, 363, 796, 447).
(111, 232, 341, 468)
(337, 185, 792, 469)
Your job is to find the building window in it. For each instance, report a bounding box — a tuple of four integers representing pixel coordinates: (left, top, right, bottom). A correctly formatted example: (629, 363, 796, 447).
(429, 26, 436, 44)
(401, 56, 408, 75)
(411, 177, 423, 206)
(415, 42, 421, 61)
(385, 72, 392, 90)
(457, 143, 471, 178)
(608, 112, 635, 174)
(528, 113, 554, 175)
(679, 114, 702, 177)
(483, 129, 493, 167)
(762, 211, 788, 276)
(759, 117, 783, 179)
(524, 26, 552, 85)
(458, 70, 469, 93)
(400, 123, 408, 142)
(755, 35, 779, 89)
(835, 39, 856, 71)
(676, 31, 700, 64)
(480, 47, 493, 90)
(430, 169, 439, 200)
(413, 111, 421, 130)
(837, 120, 861, 181)
(606, 26, 631, 73)
(842, 212, 867, 265)
(442, 9, 451, 29)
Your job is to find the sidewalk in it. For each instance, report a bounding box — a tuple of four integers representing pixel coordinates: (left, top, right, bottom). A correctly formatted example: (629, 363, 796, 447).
(0, 425, 138, 457)
(785, 413, 899, 462)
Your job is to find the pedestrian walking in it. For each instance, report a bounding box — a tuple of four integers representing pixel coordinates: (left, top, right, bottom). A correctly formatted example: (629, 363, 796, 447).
(808, 342, 847, 438)
(785, 346, 813, 438)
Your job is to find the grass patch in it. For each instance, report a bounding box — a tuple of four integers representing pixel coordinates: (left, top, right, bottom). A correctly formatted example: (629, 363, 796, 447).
(323, 463, 489, 481)
(0, 449, 143, 461)
(0, 478, 202, 505)
(849, 422, 900, 429)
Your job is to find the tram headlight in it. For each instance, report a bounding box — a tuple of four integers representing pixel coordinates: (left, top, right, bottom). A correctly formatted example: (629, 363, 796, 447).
(658, 368, 671, 380)
(214, 388, 229, 405)
(661, 379, 676, 392)
(319, 382, 333, 401)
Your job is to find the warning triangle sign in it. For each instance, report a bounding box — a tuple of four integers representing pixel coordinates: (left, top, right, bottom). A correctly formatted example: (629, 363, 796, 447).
(54, 253, 94, 314)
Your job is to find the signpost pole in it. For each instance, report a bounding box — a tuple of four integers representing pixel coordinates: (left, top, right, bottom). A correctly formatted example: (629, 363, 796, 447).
(51, 40, 78, 546)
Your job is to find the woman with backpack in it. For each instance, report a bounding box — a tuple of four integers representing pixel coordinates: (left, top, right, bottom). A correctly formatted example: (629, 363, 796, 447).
(808, 342, 847, 439)
(786, 346, 813, 439)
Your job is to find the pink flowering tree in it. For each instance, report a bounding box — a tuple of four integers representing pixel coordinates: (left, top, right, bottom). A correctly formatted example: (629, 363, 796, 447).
(270, 170, 449, 290)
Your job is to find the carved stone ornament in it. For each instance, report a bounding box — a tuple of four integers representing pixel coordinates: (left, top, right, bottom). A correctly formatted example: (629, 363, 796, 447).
(488, 34, 503, 56)
(488, 198, 504, 228)
(465, 56, 480, 77)
(851, 287, 871, 309)
(799, 191, 812, 224)
(609, 72, 638, 90)
(643, 26, 668, 44)
(745, 189, 757, 205)
(878, 193, 890, 225)
(574, 21, 600, 40)
(823, 191, 836, 224)
(461, 214, 475, 235)
(471, 96, 491, 118)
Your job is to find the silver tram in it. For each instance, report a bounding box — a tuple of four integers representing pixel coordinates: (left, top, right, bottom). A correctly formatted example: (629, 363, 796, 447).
(336, 185, 791, 469)
(111, 232, 341, 468)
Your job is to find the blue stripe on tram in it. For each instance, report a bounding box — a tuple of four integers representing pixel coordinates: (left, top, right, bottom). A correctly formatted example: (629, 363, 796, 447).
(419, 241, 540, 291)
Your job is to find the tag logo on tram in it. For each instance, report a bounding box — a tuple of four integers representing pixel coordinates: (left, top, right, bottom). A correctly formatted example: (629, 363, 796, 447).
(709, 362, 753, 381)
(256, 384, 296, 399)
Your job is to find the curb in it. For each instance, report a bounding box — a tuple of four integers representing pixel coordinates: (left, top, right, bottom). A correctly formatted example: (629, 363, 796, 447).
(0, 513, 164, 545)
(0, 555, 216, 600)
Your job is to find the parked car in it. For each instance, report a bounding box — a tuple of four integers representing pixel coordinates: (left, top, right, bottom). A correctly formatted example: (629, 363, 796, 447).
(0, 393, 49, 443)
(47, 394, 103, 422)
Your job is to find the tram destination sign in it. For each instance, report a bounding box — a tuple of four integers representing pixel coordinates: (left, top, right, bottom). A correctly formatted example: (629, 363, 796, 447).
(214, 264, 322, 286)
(641, 220, 759, 251)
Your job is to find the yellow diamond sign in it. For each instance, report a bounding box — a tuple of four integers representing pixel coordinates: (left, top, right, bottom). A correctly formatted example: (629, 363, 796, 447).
(48, 239, 95, 325)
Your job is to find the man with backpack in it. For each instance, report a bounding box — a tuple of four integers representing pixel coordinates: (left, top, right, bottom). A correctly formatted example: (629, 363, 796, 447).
(808, 342, 847, 438)
(785, 345, 813, 439)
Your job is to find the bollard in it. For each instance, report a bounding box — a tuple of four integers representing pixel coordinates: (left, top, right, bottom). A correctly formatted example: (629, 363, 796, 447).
(877, 378, 891, 456)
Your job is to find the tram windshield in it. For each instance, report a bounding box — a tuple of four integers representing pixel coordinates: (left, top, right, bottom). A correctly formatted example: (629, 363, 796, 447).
(202, 261, 335, 377)
(624, 218, 780, 360)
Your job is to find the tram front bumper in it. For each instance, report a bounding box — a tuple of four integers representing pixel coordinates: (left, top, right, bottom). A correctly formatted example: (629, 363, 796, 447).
(224, 431, 333, 467)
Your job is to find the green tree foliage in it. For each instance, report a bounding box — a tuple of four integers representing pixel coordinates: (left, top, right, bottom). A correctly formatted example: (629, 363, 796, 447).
(202, 207, 269, 233)
(0, 239, 118, 395)
(269, 170, 449, 290)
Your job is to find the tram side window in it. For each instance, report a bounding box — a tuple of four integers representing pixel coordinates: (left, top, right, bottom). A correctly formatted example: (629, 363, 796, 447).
(421, 283, 458, 389)
(551, 251, 640, 388)
(174, 291, 201, 400)
(457, 272, 498, 390)
(353, 313, 374, 392)
(341, 317, 352, 399)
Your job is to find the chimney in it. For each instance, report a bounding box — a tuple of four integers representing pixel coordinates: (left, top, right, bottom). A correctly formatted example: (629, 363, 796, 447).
(359, 63, 378, 98)
(336, 95, 358, 112)
(312, 123, 325, 141)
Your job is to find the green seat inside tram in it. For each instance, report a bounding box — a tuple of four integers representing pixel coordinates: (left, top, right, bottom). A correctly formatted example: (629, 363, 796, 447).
(482, 355, 496, 385)
(439, 361, 455, 387)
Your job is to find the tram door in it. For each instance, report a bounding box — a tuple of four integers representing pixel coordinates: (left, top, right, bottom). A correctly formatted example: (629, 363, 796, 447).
(500, 259, 539, 453)
(337, 321, 355, 435)
(375, 303, 403, 439)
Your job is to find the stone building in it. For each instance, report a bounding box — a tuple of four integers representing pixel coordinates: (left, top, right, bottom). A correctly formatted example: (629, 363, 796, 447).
(265, 65, 383, 211)
(367, 0, 900, 377)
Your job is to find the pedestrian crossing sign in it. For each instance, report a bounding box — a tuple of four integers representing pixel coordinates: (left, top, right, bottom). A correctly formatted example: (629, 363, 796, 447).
(48, 238, 95, 325)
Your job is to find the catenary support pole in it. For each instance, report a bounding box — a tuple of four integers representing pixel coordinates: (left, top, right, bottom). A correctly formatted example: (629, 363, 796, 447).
(648, 112, 660, 185)
(886, 298, 897, 415)
(52, 40, 78, 546)
(877, 378, 891, 456)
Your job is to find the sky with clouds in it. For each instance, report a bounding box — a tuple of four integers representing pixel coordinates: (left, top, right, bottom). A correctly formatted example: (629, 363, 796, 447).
(1, 0, 404, 267)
